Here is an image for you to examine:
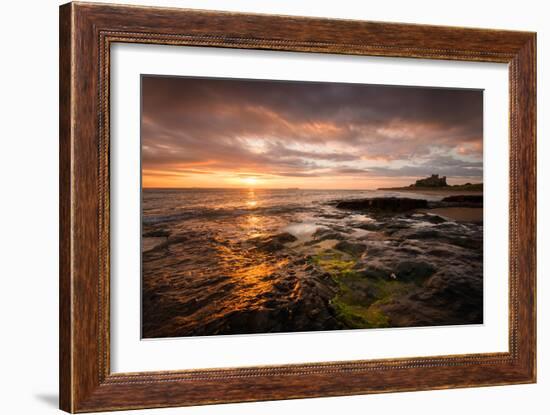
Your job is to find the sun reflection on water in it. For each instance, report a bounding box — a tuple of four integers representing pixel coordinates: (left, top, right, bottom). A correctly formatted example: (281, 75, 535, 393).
(245, 215, 264, 238)
(246, 189, 257, 205)
(244, 189, 264, 237)
(216, 244, 289, 307)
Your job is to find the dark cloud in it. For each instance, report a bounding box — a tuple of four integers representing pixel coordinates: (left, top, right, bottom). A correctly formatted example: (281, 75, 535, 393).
(141, 75, 483, 186)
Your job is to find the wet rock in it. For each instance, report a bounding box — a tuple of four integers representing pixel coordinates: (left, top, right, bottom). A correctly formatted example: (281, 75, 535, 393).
(422, 272, 483, 313)
(292, 257, 307, 265)
(360, 242, 389, 257)
(426, 246, 458, 258)
(428, 194, 483, 209)
(336, 197, 428, 212)
(356, 259, 392, 279)
(255, 232, 298, 252)
(273, 232, 298, 244)
(434, 222, 465, 231)
(310, 228, 345, 243)
(318, 212, 347, 220)
(167, 234, 189, 244)
(273, 279, 294, 292)
(142, 237, 169, 254)
(381, 221, 415, 236)
(419, 214, 447, 224)
(380, 269, 483, 327)
(402, 228, 441, 240)
(312, 228, 332, 238)
(143, 229, 171, 238)
(335, 240, 366, 256)
(444, 235, 483, 250)
(248, 309, 272, 328)
(394, 261, 436, 283)
(355, 222, 384, 231)
(397, 242, 425, 255)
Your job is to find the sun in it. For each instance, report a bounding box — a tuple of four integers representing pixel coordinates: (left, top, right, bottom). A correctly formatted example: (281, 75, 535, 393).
(242, 177, 259, 186)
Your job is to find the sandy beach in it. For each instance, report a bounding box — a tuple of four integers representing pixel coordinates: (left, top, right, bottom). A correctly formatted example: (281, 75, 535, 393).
(423, 207, 483, 222)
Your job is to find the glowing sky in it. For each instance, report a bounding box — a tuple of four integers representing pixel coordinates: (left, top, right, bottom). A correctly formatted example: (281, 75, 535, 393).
(141, 76, 483, 189)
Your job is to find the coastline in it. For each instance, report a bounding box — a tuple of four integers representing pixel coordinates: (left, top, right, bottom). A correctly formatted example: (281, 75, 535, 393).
(142, 188, 484, 337)
(378, 187, 483, 196)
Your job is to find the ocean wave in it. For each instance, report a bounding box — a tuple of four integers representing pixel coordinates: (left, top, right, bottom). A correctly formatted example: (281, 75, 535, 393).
(142, 204, 311, 225)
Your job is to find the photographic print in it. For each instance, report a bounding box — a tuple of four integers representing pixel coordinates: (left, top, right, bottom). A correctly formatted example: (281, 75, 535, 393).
(141, 76, 483, 339)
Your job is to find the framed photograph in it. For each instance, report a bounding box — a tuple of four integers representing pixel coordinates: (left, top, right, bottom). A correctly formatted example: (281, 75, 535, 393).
(59, 2, 536, 412)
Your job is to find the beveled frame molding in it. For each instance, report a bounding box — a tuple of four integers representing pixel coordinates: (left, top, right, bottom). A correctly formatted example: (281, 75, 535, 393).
(59, 2, 536, 412)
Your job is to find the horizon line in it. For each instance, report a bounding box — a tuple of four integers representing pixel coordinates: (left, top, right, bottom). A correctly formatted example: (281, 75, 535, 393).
(142, 186, 378, 191)
(142, 183, 483, 191)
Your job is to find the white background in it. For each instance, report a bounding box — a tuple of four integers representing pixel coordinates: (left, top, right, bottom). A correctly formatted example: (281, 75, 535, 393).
(0, 0, 547, 414)
(111, 45, 509, 372)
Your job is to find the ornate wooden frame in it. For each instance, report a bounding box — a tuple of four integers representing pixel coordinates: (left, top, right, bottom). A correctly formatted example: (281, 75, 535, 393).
(59, 2, 536, 412)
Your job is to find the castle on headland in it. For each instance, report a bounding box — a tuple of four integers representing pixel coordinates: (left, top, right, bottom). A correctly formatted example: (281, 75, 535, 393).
(413, 174, 447, 187)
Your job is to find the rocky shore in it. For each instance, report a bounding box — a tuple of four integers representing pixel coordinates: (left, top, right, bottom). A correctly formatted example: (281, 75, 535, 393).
(335, 195, 482, 211)
(328, 196, 483, 327)
(142, 194, 483, 338)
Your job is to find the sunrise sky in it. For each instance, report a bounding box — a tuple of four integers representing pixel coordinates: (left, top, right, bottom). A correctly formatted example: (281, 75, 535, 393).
(141, 76, 483, 189)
